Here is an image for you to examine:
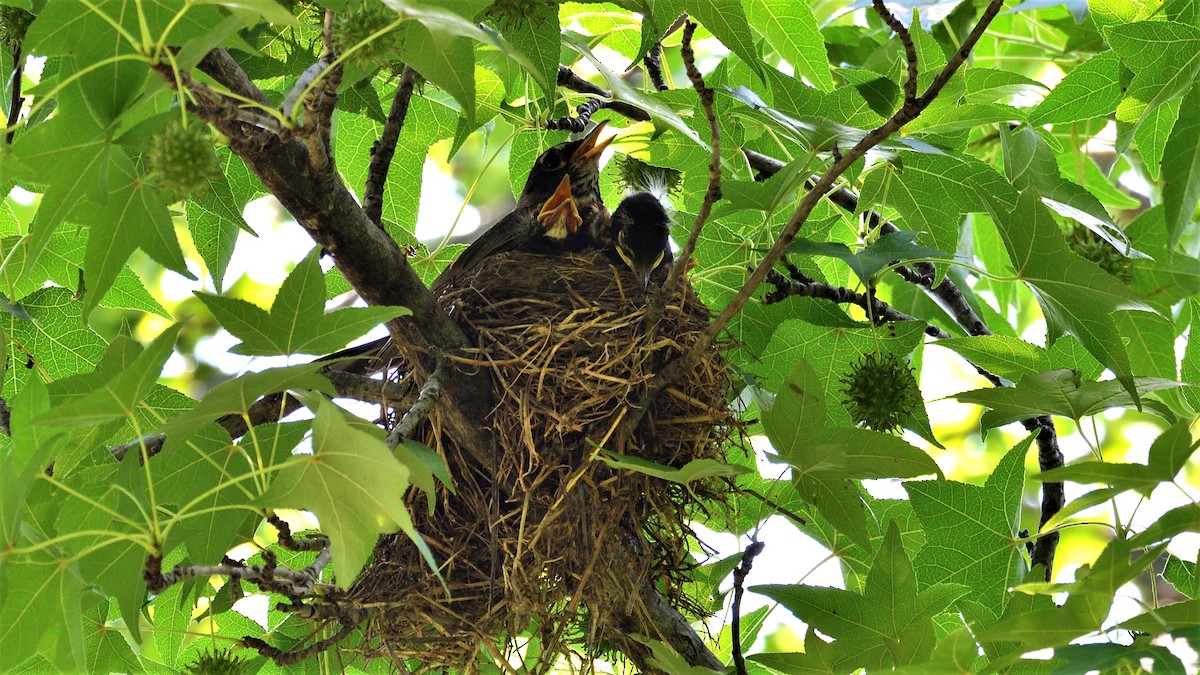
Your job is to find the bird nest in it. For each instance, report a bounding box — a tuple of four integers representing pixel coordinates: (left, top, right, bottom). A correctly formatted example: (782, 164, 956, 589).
(345, 250, 737, 671)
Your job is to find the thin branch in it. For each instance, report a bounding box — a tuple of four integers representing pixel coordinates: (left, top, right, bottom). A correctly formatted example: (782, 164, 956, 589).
(386, 356, 447, 447)
(643, 42, 668, 92)
(110, 368, 416, 462)
(268, 513, 331, 552)
(659, 21, 720, 305)
(555, 65, 651, 123)
(6, 44, 23, 144)
(147, 547, 331, 597)
(732, 541, 765, 675)
(872, 0, 919, 105)
(763, 269, 949, 339)
(245, 619, 358, 666)
(364, 66, 419, 227)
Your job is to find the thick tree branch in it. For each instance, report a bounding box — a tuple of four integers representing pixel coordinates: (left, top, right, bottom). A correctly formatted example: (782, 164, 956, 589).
(180, 52, 499, 468)
(363, 66, 419, 227)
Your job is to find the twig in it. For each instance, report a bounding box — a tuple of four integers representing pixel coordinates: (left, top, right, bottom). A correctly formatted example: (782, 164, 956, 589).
(0, 396, 10, 437)
(545, 97, 614, 133)
(643, 42, 668, 92)
(555, 65, 651, 123)
(364, 66, 419, 227)
(6, 44, 23, 144)
(147, 547, 331, 597)
(268, 513, 331, 552)
(386, 356, 447, 447)
(732, 541, 765, 675)
(872, 0, 919, 104)
(763, 270, 949, 339)
(244, 619, 358, 666)
(659, 21, 720, 305)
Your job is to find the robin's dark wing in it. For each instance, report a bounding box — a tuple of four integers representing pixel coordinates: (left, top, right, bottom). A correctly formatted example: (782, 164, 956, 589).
(429, 208, 537, 294)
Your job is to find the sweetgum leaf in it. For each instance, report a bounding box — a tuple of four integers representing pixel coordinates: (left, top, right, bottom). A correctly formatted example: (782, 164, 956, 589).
(260, 400, 417, 585)
(905, 435, 1033, 625)
(196, 249, 409, 356)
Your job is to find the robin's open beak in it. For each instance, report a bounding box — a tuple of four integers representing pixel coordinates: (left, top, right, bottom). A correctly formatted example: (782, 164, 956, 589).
(571, 120, 613, 162)
(537, 175, 582, 238)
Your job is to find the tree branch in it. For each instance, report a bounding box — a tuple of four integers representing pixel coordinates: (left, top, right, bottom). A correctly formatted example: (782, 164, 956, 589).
(182, 51, 499, 469)
(732, 541, 765, 675)
(555, 65, 651, 123)
(364, 66, 419, 227)
(386, 356, 446, 447)
(763, 269, 950, 339)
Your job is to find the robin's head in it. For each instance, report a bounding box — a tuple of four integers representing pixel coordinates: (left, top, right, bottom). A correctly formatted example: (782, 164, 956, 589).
(612, 191, 674, 291)
(516, 121, 613, 213)
(536, 175, 582, 241)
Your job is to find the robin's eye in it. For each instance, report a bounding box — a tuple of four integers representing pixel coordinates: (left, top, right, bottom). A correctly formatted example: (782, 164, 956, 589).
(540, 151, 567, 172)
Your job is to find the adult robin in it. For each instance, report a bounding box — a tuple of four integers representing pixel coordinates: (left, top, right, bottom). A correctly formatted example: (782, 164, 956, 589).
(328, 122, 614, 370)
(431, 121, 612, 291)
(607, 191, 674, 291)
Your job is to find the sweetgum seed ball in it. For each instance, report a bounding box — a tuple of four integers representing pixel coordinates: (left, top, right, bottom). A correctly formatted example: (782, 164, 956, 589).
(145, 122, 220, 202)
(840, 352, 922, 433)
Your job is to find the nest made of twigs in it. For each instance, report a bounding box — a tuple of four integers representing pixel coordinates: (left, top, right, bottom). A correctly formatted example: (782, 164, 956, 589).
(346, 250, 736, 672)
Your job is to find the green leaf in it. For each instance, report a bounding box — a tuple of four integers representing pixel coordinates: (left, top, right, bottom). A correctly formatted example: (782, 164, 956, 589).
(564, 36, 708, 150)
(401, 23, 475, 125)
(157, 361, 334, 455)
(934, 336, 1049, 382)
(858, 151, 1017, 258)
(187, 148, 260, 293)
(3, 287, 106, 398)
(656, 0, 763, 80)
(1034, 460, 1160, 497)
(497, 1, 558, 99)
(34, 324, 182, 427)
(1163, 555, 1199, 599)
(950, 369, 1184, 433)
(787, 231, 953, 286)
(1163, 82, 1200, 249)
(1028, 50, 1121, 126)
(1135, 98, 1181, 182)
(762, 360, 939, 548)
(1108, 21, 1200, 127)
(905, 435, 1034, 625)
(1129, 503, 1200, 548)
(753, 522, 969, 671)
(196, 249, 409, 356)
(1001, 126, 1138, 257)
(744, 0, 832, 90)
(0, 552, 86, 671)
(989, 189, 1152, 397)
(260, 400, 416, 585)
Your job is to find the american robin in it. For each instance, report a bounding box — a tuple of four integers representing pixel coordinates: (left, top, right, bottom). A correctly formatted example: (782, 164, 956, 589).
(325, 123, 613, 371)
(607, 191, 674, 291)
(431, 120, 612, 291)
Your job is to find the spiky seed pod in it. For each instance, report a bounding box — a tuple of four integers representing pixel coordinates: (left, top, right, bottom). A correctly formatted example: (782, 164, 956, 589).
(144, 121, 220, 202)
(186, 648, 246, 675)
(333, 2, 404, 70)
(0, 7, 35, 52)
(611, 155, 683, 197)
(840, 352, 922, 433)
(1067, 227, 1133, 284)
